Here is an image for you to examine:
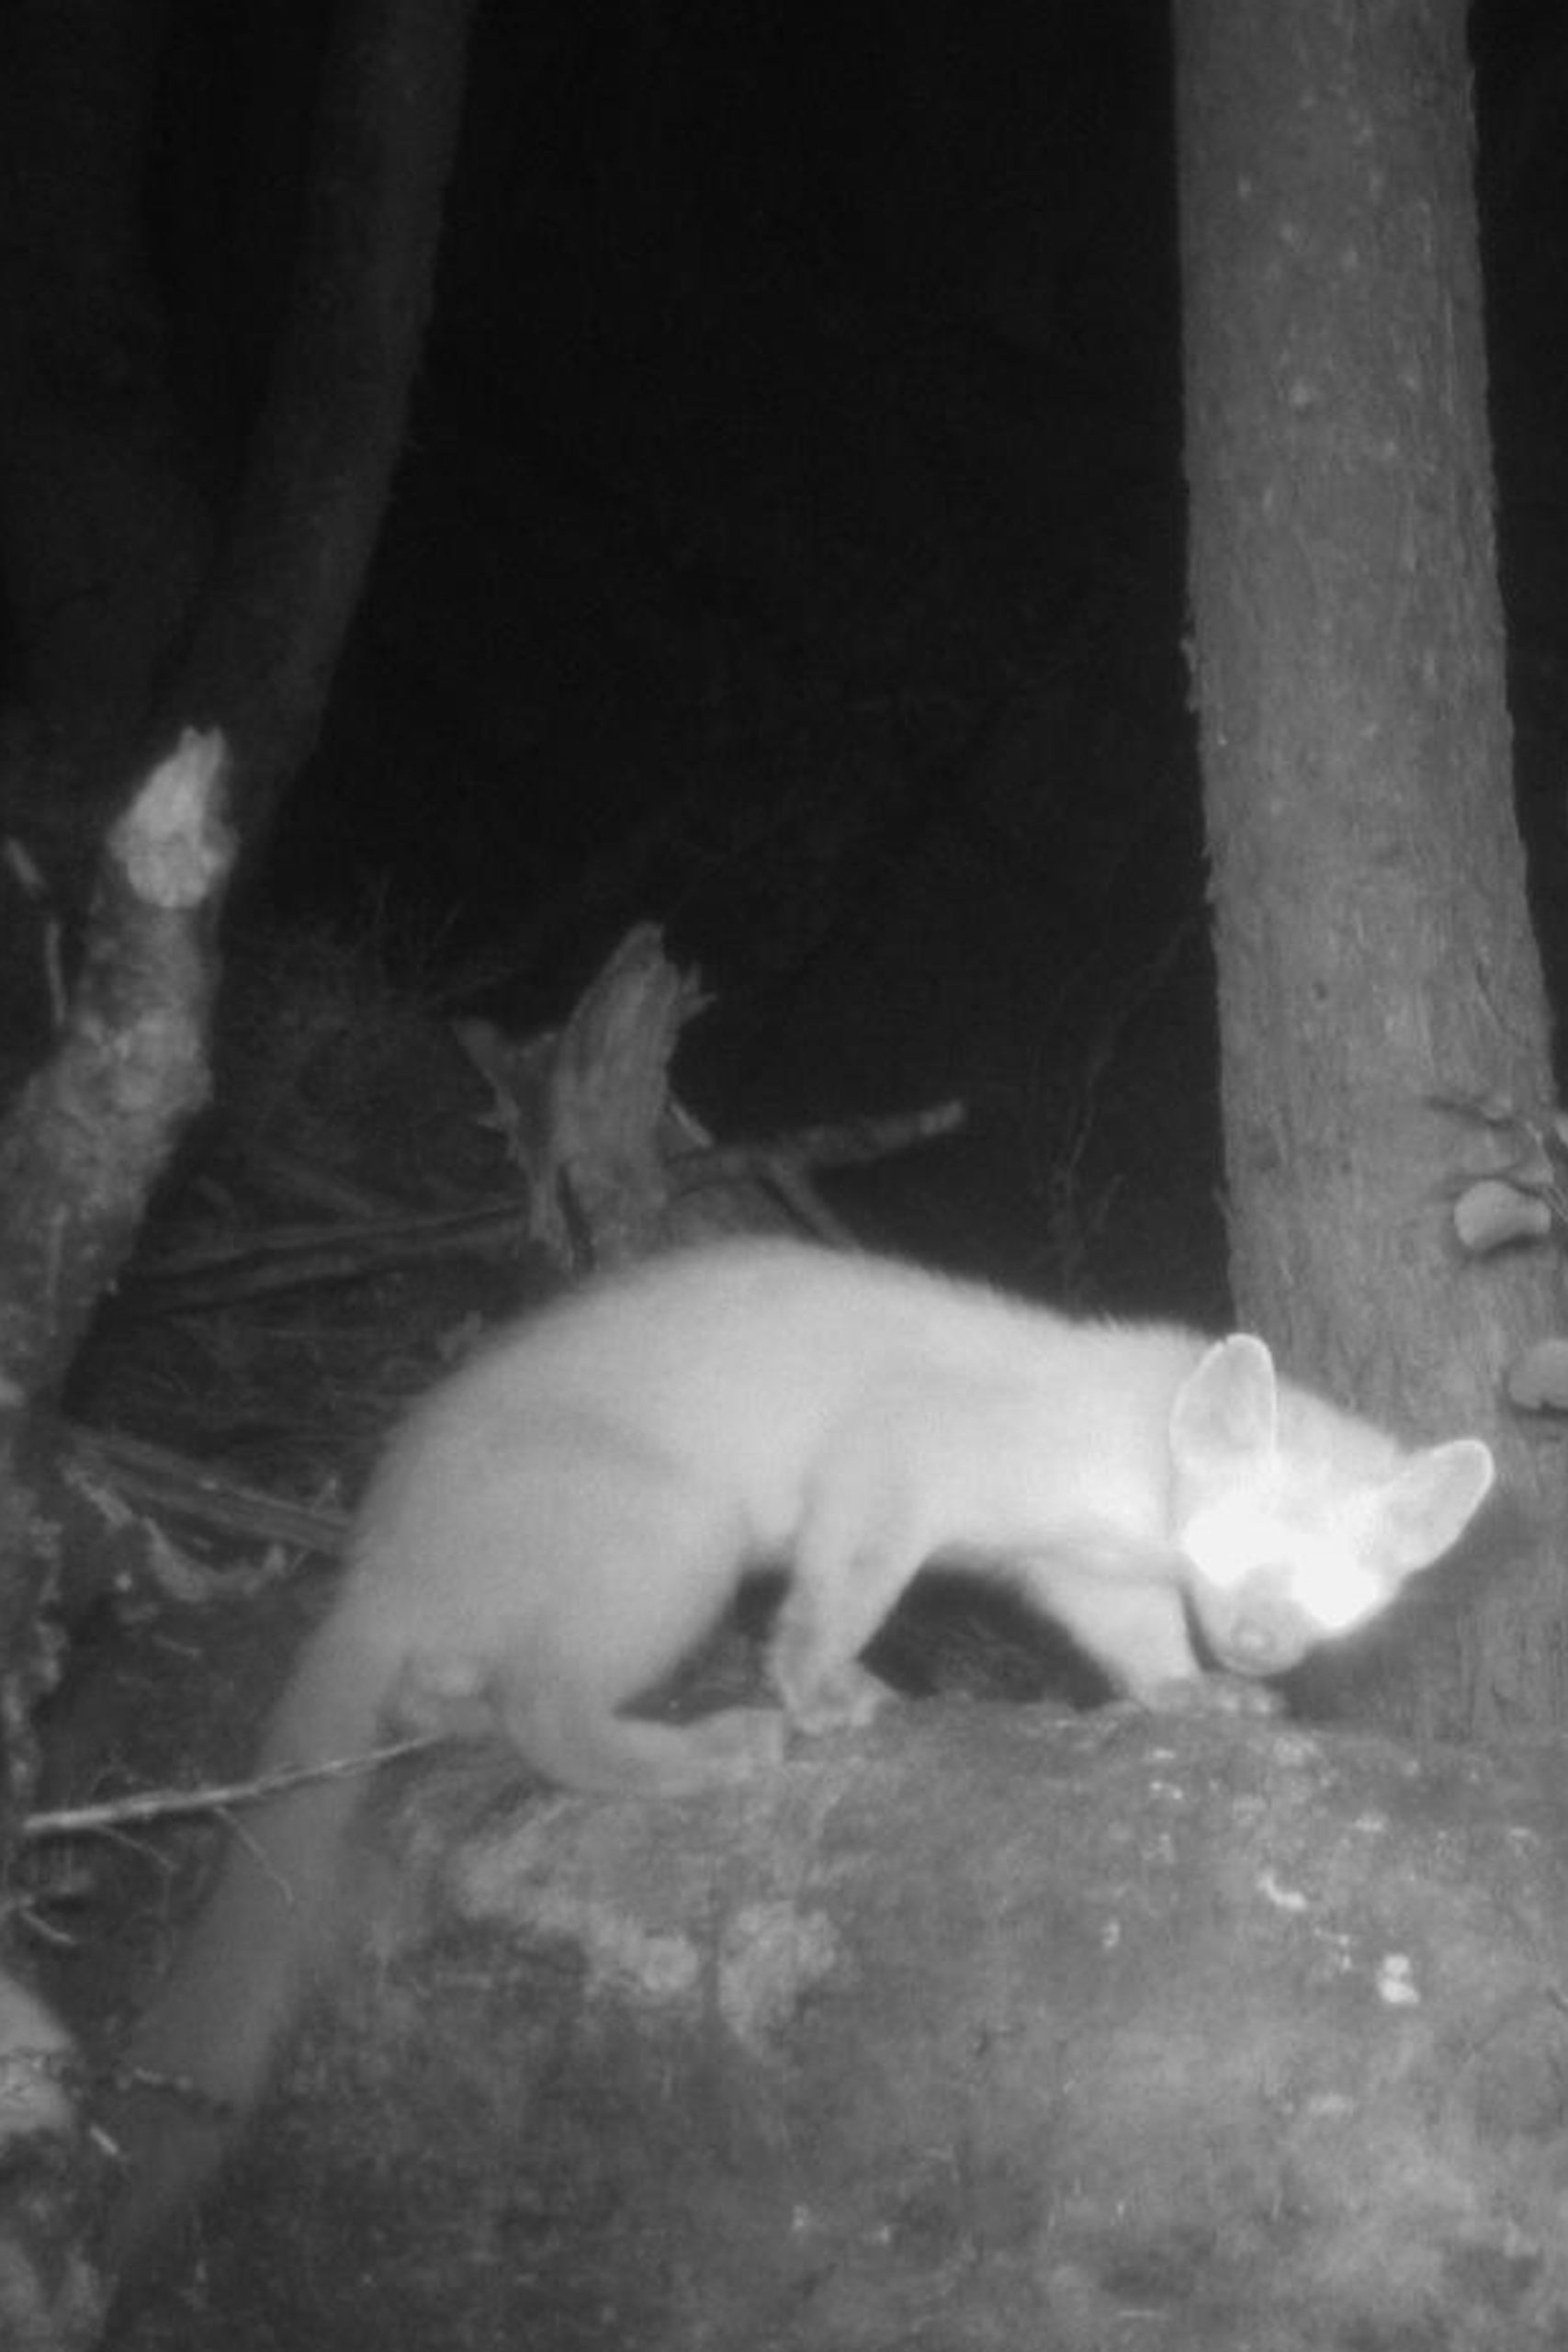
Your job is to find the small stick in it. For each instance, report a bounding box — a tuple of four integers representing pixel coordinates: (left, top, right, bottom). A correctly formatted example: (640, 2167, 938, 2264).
(23, 1736, 442, 1842)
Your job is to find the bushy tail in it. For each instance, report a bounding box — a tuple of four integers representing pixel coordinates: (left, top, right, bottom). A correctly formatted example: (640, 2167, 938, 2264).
(102, 1600, 394, 2274)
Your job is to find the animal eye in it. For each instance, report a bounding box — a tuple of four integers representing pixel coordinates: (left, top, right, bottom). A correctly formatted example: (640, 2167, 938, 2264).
(1180, 1500, 1272, 1589)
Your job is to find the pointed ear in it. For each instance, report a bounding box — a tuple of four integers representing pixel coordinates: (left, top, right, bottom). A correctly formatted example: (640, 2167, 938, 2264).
(1368, 1438, 1495, 1575)
(1169, 1335, 1278, 1480)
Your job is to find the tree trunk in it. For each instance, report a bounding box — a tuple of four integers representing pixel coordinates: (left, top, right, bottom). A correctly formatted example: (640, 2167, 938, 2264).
(0, 0, 212, 862)
(1173, 0, 1568, 1738)
(0, 0, 474, 910)
(0, 732, 234, 2347)
(167, 0, 476, 857)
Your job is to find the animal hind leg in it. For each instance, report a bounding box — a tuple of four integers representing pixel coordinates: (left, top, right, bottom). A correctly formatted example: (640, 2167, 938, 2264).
(481, 1443, 789, 1794)
(494, 1656, 785, 1796)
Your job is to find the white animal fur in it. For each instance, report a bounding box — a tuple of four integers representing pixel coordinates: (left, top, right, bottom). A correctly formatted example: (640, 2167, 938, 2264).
(107, 1238, 1494, 2263)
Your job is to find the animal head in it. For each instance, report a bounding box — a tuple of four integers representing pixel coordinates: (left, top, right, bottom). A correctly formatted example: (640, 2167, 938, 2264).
(1167, 1334, 1495, 1679)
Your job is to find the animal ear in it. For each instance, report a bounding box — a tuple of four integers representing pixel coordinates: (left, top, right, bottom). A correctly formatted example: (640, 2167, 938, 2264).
(1169, 1335, 1278, 1480)
(1367, 1438, 1495, 1575)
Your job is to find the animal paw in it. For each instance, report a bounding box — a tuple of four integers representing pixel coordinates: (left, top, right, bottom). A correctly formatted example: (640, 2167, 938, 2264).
(779, 1659, 893, 1736)
(687, 1707, 788, 1774)
(389, 1648, 497, 1741)
(1139, 1672, 1281, 1718)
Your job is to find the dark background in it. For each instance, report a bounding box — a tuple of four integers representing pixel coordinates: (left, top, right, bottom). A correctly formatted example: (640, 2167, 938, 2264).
(80, 2, 1568, 1305)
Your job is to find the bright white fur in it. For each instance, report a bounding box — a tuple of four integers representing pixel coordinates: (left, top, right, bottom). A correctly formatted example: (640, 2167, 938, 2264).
(108, 1238, 1493, 2261)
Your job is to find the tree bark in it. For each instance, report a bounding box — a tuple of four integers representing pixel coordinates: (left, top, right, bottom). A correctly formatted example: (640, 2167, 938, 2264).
(0, 731, 234, 2351)
(1174, 0, 1567, 1737)
(0, 730, 234, 1803)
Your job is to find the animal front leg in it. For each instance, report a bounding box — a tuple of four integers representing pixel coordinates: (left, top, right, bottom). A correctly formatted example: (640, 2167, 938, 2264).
(769, 1597, 900, 1734)
(1022, 1559, 1282, 1713)
(1021, 1559, 1207, 1703)
(769, 1487, 926, 1736)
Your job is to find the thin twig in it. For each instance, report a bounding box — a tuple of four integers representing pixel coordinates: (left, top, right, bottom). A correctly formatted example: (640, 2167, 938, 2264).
(671, 1101, 967, 1187)
(70, 1427, 350, 1557)
(24, 1736, 441, 1842)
